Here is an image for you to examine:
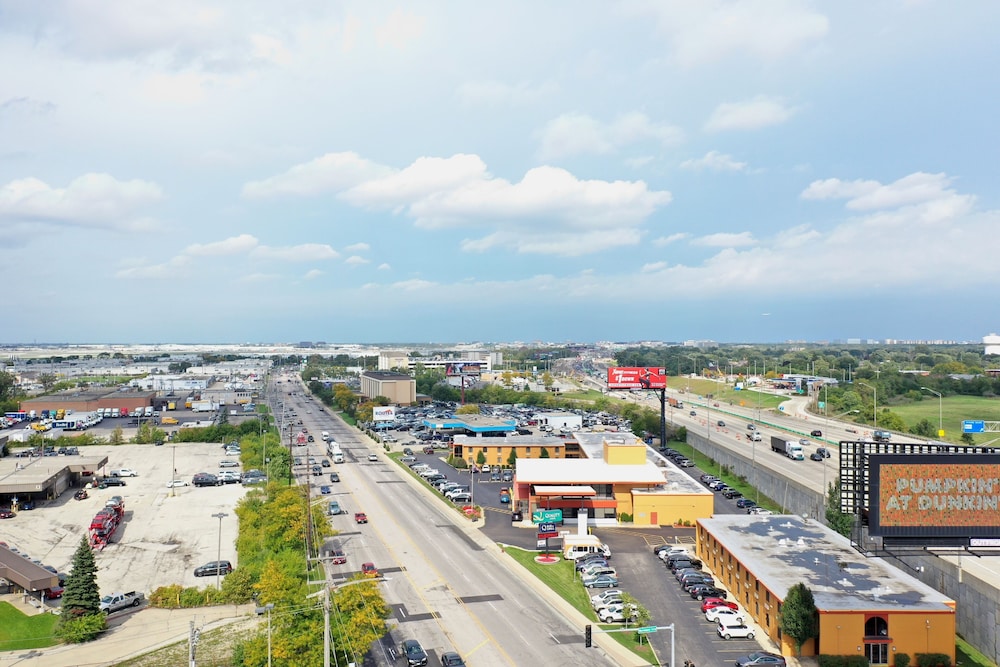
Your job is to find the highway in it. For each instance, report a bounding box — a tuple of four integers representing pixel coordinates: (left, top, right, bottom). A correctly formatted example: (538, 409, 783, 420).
(277, 378, 616, 667)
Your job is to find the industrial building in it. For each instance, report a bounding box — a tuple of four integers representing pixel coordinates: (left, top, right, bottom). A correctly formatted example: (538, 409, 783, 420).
(359, 371, 416, 405)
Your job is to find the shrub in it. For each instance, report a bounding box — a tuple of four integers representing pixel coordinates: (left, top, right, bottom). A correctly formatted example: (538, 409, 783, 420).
(55, 613, 106, 643)
(895, 653, 911, 667)
(618, 512, 632, 522)
(915, 653, 951, 667)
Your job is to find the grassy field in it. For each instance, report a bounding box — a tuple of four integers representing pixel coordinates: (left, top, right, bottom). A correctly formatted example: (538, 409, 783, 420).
(0, 602, 59, 651)
(116, 619, 256, 667)
(886, 395, 1000, 444)
(673, 378, 789, 411)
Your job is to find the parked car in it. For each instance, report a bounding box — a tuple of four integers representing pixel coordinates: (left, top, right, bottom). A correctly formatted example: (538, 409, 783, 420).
(591, 590, 623, 609)
(219, 459, 239, 468)
(736, 651, 786, 667)
(165, 480, 189, 488)
(598, 603, 638, 623)
(576, 555, 610, 571)
(194, 560, 233, 577)
(440, 652, 466, 666)
(0, 508, 16, 519)
(73, 489, 89, 500)
(701, 597, 739, 613)
(582, 574, 619, 589)
(689, 584, 727, 600)
(401, 639, 428, 667)
(449, 492, 472, 502)
(736, 498, 757, 509)
(718, 623, 756, 640)
(192, 473, 219, 487)
(110, 468, 138, 477)
(706, 606, 744, 624)
(722, 488, 743, 500)
(43, 585, 64, 599)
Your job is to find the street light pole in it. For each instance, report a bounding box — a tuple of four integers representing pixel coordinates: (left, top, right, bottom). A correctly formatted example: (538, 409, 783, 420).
(921, 387, 943, 438)
(211, 512, 228, 589)
(858, 382, 877, 429)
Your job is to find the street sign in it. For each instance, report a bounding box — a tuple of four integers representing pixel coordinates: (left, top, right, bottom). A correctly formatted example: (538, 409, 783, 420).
(636, 626, 658, 634)
(532, 509, 563, 523)
(538, 522, 556, 533)
(963, 420, 985, 433)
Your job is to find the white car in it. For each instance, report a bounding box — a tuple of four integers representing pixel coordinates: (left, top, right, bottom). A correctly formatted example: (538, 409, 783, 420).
(165, 480, 188, 488)
(591, 590, 624, 608)
(445, 487, 470, 499)
(706, 607, 744, 624)
(219, 459, 240, 468)
(658, 548, 689, 561)
(367, 453, 378, 462)
(717, 623, 755, 640)
(598, 603, 637, 623)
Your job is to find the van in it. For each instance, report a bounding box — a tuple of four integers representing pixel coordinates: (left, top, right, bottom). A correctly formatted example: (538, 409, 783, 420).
(563, 543, 612, 561)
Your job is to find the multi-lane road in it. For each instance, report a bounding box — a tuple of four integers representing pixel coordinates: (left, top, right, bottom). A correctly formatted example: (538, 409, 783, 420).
(277, 379, 617, 667)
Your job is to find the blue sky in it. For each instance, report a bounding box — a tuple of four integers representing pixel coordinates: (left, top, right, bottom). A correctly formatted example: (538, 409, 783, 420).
(2, 1, 998, 345)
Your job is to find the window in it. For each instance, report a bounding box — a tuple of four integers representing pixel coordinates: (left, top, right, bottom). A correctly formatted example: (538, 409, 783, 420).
(526, 447, 531, 454)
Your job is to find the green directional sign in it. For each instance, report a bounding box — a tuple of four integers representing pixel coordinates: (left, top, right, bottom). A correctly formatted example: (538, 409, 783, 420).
(636, 626, 658, 634)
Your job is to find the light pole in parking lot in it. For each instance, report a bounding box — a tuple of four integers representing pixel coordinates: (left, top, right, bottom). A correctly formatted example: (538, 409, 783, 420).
(211, 512, 228, 589)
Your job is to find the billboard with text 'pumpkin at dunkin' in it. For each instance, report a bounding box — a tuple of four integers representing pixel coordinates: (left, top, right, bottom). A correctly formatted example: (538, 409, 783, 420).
(606, 367, 667, 390)
(870, 454, 1000, 538)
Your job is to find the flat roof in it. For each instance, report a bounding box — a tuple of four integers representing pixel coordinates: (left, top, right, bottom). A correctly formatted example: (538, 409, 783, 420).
(573, 432, 709, 495)
(424, 415, 516, 432)
(699, 514, 954, 612)
(0, 455, 108, 494)
(534, 485, 597, 496)
(516, 458, 668, 485)
(0, 547, 59, 592)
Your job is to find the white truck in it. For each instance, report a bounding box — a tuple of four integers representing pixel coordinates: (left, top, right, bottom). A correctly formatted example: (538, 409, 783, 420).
(100, 591, 145, 613)
(770, 436, 804, 460)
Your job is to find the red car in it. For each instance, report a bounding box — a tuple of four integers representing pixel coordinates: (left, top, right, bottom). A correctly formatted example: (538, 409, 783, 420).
(701, 597, 738, 613)
(354, 512, 368, 524)
(0, 509, 15, 519)
(329, 549, 347, 565)
(361, 562, 378, 578)
(43, 586, 64, 599)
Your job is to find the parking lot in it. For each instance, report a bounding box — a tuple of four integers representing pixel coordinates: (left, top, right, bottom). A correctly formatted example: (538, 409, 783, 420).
(1, 442, 247, 601)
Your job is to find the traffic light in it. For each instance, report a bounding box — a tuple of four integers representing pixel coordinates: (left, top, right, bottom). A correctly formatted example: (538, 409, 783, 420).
(585, 624, 592, 648)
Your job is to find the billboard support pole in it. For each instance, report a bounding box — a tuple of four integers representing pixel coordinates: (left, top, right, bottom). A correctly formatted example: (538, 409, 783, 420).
(659, 387, 666, 449)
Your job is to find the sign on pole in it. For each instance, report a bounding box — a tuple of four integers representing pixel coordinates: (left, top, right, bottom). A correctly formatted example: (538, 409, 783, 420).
(963, 420, 985, 433)
(606, 367, 667, 390)
(532, 509, 563, 523)
(637, 626, 658, 634)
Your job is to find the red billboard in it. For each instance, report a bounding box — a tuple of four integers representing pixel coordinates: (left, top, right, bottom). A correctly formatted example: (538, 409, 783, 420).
(870, 454, 1000, 538)
(606, 367, 667, 390)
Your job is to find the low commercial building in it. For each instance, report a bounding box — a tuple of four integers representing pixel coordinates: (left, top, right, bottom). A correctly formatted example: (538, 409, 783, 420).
(696, 514, 956, 665)
(359, 371, 416, 405)
(512, 433, 713, 526)
(0, 453, 109, 507)
(20, 389, 156, 416)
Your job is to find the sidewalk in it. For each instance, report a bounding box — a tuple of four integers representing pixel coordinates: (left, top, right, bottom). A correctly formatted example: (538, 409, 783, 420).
(0, 603, 256, 667)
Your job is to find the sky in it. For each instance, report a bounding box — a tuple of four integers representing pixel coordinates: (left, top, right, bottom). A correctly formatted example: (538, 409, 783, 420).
(2, 1, 999, 345)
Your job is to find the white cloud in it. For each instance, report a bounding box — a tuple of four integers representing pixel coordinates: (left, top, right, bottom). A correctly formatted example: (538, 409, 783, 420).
(374, 9, 426, 49)
(242, 152, 393, 198)
(303, 269, 323, 280)
(392, 278, 436, 291)
(680, 150, 747, 172)
(456, 80, 558, 106)
(252, 243, 339, 262)
(116, 255, 191, 280)
(345, 255, 369, 265)
(705, 96, 797, 132)
(184, 234, 259, 256)
(635, 0, 829, 67)
(238, 272, 282, 283)
(345, 242, 370, 252)
(0, 173, 163, 231)
(625, 156, 655, 169)
(800, 172, 972, 212)
(537, 112, 682, 160)
(248, 152, 672, 256)
(652, 233, 689, 247)
(692, 231, 757, 247)
(377, 263, 391, 271)
(642, 261, 668, 273)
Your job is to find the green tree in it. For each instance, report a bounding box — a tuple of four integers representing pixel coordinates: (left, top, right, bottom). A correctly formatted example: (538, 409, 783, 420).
(961, 432, 975, 445)
(909, 419, 935, 437)
(108, 426, 124, 446)
(877, 410, 906, 432)
(39, 373, 57, 391)
(57, 536, 106, 642)
(455, 403, 480, 414)
(507, 449, 518, 467)
(825, 479, 853, 537)
(476, 451, 486, 466)
(779, 583, 818, 656)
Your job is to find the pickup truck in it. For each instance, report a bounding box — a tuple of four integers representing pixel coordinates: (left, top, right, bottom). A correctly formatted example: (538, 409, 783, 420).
(110, 469, 138, 477)
(100, 591, 144, 613)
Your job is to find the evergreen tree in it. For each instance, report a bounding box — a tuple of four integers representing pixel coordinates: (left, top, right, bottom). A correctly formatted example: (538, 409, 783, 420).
(507, 449, 518, 467)
(779, 583, 818, 655)
(61, 536, 101, 617)
(540, 447, 550, 458)
(825, 479, 853, 537)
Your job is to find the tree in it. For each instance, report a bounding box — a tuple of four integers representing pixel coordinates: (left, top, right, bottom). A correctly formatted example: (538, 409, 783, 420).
(507, 449, 518, 467)
(825, 479, 853, 537)
(476, 451, 486, 466)
(57, 536, 106, 642)
(540, 447, 550, 458)
(909, 419, 935, 437)
(961, 432, 976, 445)
(108, 426, 125, 446)
(455, 404, 480, 414)
(779, 583, 818, 655)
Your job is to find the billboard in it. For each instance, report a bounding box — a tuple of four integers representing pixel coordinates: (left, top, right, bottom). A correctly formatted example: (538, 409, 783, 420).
(606, 367, 667, 390)
(870, 454, 1000, 538)
(372, 406, 396, 422)
(445, 362, 482, 377)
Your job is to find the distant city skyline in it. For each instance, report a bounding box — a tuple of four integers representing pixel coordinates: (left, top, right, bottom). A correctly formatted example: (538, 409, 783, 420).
(3, 3, 999, 343)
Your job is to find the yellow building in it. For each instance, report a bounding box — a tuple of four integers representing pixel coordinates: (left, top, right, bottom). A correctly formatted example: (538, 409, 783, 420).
(696, 514, 956, 665)
(359, 371, 416, 406)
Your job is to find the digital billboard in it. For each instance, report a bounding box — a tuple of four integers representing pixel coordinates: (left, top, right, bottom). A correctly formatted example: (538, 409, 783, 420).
(606, 367, 667, 390)
(869, 454, 1000, 538)
(445, 362, 482, 377)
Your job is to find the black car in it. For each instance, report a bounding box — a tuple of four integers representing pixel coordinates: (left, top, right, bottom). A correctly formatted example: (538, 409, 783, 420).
(192, 473, 220, 487)
(194, 560, 233, 577)
(403, 447, 414, 456)
(717, 420, 726, 427)
(810, 429, 823, 437)
(816, 447, 831, 458)
(810, 452, 825, 461)
(722, 488, 743, 500)
(401, 639, 428, 666)
(668, 559, 696, 573)
(440, 652, 466, 666)
(329, 472, 340, 482)
(689, 584, 727, 600)
(101, 477, 126, 487)
(736, 498, 757, 509)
